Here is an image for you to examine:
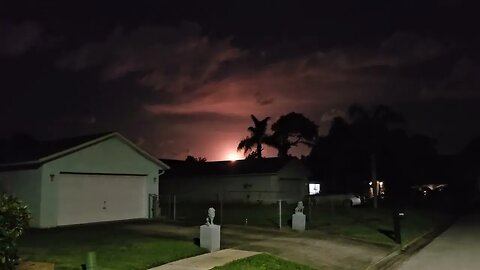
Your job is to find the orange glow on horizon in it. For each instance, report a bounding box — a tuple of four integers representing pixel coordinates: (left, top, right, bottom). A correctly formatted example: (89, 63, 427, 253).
(226, 151, 243, 161)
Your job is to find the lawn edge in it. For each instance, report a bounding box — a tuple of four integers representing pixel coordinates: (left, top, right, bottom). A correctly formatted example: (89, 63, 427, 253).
(364, 215, 457, 270)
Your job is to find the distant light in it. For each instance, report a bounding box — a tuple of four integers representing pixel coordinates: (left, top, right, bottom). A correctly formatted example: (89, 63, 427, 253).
(309, 183, 320, 195)
(226, 152, 242, 162)
(369, 181, 373, 186)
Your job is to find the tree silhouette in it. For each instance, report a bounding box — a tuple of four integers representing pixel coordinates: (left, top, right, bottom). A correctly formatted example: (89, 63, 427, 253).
(185, 155, 207, 162)
(348, 104, 405, 207)
(307, 104, 410, 197)
(237, 115, 271, 158)
(347, 104, 405, 164)
(267, 112, 318, 158)
(307, 116, 364, 193)
(456, 136, 480, 202)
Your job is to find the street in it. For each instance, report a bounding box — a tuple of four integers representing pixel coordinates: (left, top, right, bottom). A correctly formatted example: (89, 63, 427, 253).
(396, 209, 480, 270)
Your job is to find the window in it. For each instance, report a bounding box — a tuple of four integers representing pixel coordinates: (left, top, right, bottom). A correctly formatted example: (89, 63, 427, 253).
(309, 183, 320, 195)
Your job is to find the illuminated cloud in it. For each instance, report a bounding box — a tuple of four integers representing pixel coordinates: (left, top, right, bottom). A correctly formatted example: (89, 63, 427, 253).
(55, 25, 473, 159)
(57, 22, 244, 100)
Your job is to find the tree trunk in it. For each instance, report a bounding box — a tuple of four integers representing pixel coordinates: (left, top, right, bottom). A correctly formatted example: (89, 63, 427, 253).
(277, 147, 289, 159)
(371, 153, 378, 209)
(256, 141, 262, 158)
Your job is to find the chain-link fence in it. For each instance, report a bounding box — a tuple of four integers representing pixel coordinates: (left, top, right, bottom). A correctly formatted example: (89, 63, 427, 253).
(158, 193, 357, 229)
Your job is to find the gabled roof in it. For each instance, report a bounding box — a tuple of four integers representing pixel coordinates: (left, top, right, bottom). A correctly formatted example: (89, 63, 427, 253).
(159, 157, 303, 178)
(0, 132, 169, 170)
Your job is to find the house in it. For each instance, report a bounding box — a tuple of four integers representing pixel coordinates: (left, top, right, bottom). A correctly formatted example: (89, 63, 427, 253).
(0, 132, 169, 228)
(159, 157, 311, 204)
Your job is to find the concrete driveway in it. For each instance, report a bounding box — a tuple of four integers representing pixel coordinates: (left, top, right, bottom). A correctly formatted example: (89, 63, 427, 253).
(126, 222, 392, 269)
(238, 235, 390, 270)
(396, 210, 480, 270)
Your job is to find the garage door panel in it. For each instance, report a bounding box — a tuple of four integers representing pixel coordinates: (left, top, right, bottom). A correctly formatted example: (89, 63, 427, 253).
(57, 174, 146, 226)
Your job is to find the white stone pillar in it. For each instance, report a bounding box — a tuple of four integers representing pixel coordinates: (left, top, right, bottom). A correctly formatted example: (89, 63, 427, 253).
(292, 212, 306, 231)
(200, 224, 221, 252)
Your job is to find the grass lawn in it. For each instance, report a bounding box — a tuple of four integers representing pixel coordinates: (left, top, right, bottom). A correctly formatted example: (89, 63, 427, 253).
(169, 200, 451, 247)
(18, 222, 206, 270)
(212, 254, 316, 270)
(305, 204, 451, 246)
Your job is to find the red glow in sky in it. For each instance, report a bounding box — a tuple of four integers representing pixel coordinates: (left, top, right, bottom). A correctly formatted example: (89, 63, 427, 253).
(1, 3, 478, 160)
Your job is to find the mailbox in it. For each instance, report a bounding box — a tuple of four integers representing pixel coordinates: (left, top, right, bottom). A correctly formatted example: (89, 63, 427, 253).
(393, 209, 405, 244)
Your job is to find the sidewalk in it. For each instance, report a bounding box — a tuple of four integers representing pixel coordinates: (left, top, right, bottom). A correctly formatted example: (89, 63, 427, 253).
(366, 216, 455, 270)
(148, 249, 260, 270)
(395, 211, 480, 270)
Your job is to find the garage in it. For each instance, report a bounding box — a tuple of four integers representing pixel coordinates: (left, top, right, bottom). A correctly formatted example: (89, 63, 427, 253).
(57, 173, 147, 226)
(0, 132, 169, 228)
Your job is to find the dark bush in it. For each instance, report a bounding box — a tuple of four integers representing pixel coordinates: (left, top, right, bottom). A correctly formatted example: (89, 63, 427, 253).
(0, 194, 31, 269)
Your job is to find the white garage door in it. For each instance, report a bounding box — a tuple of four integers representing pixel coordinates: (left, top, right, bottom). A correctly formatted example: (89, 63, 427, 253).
(57, 173, 147, 226)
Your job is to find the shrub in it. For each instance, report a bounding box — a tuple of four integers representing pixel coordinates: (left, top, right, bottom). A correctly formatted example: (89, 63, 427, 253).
(0, 194, 31, 269)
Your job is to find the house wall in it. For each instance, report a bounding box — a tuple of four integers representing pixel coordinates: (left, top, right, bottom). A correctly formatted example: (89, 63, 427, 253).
(0, 168, 42, 227)
(278, 159, 311, 179)
(278, 159, 310, 201)
(160, 174, 277, 203)
(39, 136, 162, 228)
(161, 173, 306, 204)
(278, 178, 307, 203)
(221, 174, 280, 203)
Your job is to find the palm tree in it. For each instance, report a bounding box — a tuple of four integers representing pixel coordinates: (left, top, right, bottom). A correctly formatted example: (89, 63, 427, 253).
(237, 115, 271, 159)
(348, 104, 405, 208)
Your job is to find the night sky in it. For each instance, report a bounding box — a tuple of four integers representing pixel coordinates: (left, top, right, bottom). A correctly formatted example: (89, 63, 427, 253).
(1, 1, 479, 160)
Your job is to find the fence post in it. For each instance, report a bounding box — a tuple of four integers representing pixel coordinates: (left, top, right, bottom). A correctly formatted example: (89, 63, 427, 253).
(173, 194, 176, 221)
(330, 196, 335, 216)
(220, 193, 224, 225)
(308, 196, 312, 220)
(168, 195, 171, 219)
(278, 200, 282, 230)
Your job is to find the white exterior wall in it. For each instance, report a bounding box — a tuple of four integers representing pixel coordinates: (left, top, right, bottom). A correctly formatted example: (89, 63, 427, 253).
(161, 173, 306, 204)
(221, 174, 279, 203)
(0, 168, 42, 227)
(278, 178, 306, 203)
(161, 174, 279, 203)
(160, 159, 311, 204)
(39, 136, 161, 228)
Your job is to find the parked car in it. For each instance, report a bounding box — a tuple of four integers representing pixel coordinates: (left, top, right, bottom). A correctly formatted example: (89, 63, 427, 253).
(343, 194, 364, 207)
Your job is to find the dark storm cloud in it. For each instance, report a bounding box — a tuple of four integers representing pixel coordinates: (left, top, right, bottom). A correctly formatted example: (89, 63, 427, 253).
(56, 24, 452, 119)
(135, 30, 466, 158)
(378, 33, 447, 66)
(308, 32, 446, 70)
(57, 22, 244, 101)
(2, 0, 478, 160)
(420, 57, 480, 99)
(0, 21, 43, 55)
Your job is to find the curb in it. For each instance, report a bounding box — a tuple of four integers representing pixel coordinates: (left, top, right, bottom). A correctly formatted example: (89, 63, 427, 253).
(365, 218, 456, 270)
(364, 231, 429, 270)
